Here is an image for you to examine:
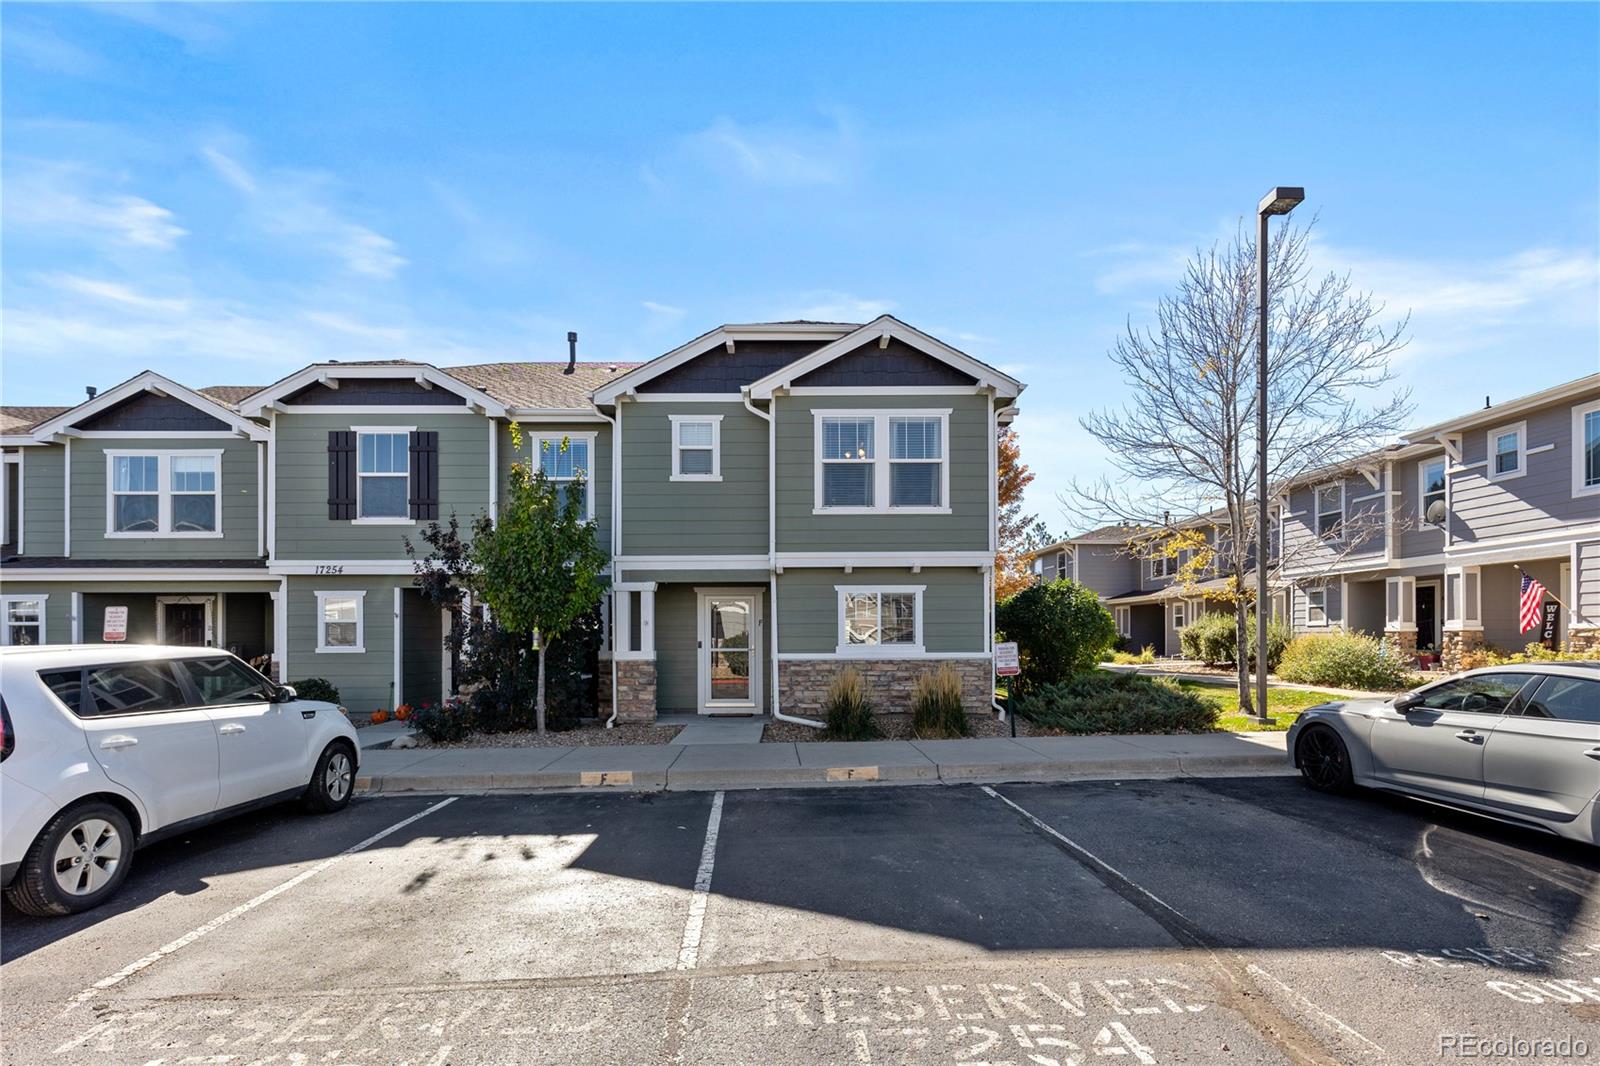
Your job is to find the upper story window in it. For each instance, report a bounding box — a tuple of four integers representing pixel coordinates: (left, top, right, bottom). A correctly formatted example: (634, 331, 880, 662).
(1487, 421, 1525, 482)
(814, 410, 950, 515)
(1315, 483, 1343, 539)
(537, 434, 593, 519)
(107, 450, 221, 537)
(1419, 458, 1447, 524)
(357, 431, 410, 519)
(837, 586, 923, 655)
(1149, 554, 1173, 579)
(670, 416, 722, 482)
(1575, 399, 1600, 498)
(1055, 550, 1068, 578)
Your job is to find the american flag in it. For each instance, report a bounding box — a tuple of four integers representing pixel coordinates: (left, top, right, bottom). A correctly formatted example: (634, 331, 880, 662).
(1519, 571, 1549, 634)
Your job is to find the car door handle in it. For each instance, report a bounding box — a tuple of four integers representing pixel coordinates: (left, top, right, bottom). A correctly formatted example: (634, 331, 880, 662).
(99, 735, 138, 750)
(1455, 730, 1485, 744)
(218, 723, 247, 736)
(1585, 747, 1600, 761)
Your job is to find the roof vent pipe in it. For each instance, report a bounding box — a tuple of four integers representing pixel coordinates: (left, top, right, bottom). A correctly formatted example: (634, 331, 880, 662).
(1484, 395, 1491, 409)
(86, 386, 97, 400)
(566, 331, 577, 373)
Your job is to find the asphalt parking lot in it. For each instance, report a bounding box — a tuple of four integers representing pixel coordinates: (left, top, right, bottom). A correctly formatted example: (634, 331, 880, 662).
(3, 777, 1597, 1065)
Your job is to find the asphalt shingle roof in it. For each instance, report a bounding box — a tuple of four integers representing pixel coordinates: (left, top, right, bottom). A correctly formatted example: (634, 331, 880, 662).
(0, 406, 71, 434)
(444, 361, 644, 408)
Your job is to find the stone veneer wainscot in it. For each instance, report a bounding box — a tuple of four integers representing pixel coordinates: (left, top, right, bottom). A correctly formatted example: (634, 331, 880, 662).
(780, 658, 992, 718)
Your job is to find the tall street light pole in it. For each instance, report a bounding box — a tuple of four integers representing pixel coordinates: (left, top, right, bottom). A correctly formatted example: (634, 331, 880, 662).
(1255, 186, 1304, 725)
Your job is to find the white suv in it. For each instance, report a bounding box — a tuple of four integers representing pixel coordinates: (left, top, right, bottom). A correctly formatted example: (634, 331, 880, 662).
(1, 645, 360, 917)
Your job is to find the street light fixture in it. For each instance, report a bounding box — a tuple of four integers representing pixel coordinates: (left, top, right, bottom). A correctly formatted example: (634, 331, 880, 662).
(1255, 186, 1303, 724)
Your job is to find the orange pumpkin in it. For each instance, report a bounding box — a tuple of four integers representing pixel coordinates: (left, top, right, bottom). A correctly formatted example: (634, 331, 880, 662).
(394, 704, 412, 721)
(370, 709, 390, 725)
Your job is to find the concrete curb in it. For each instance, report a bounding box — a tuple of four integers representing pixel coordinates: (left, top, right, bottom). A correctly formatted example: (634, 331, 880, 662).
(355, 733, 1293, 795)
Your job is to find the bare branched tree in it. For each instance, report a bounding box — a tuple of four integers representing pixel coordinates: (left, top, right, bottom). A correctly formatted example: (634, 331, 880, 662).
(1066, 219, 1412, 716)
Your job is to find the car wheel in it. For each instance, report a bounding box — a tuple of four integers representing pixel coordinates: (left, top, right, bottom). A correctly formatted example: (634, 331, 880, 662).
(1296, 725, 1354, 794)
(4, 801, 134, 917)
(302, 742, 356, 814)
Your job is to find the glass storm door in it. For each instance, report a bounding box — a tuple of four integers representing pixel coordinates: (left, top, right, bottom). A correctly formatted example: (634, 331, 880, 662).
(699, 593, 760, 714)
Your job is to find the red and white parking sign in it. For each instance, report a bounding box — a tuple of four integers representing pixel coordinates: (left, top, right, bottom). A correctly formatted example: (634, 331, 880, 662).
(995, 641, 1020, 677)
(103, 606, 128, 642)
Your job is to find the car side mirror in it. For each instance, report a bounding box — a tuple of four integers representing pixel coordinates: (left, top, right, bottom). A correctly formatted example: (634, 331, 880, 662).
(1393, 694, 1420, 713)
(273, 685, 298, 703)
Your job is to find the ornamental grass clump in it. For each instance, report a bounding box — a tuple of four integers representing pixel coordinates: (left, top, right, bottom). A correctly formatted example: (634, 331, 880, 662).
(822, 666, 881, 741)
(910, 664, 971, 739)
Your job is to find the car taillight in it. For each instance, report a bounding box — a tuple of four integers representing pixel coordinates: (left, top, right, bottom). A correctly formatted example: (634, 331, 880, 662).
(1, 698, 13, 762)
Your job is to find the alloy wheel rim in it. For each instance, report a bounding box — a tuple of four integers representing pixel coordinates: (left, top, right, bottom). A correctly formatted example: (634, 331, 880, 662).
(52, 818, 122, 896)
(326, 753, 352, 802)
(1302, 731, 1343, 787)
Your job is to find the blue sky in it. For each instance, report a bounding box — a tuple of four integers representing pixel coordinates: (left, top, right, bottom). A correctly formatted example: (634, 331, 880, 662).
(3, 2, 1597, 531)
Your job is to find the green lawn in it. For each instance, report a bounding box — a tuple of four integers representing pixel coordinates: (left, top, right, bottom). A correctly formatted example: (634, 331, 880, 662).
(1175, 681, 1348, 732)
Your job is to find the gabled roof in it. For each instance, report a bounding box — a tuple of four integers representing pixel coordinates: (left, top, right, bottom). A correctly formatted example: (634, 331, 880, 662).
(744, 315, 1024, 400)
(592, 321, 857, 404)
(444, 361, 643, 410)
(238, 362, 508, 418)
(27, 371, 268, 441)
(1401, 371, 1600, 441)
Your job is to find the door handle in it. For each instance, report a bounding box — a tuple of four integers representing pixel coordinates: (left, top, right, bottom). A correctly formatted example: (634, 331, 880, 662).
(1454, 730, 1485, 744)
(1584, 747, 1600, 761)
(98, 735, 138, 750)
(218, 723, 247, 735)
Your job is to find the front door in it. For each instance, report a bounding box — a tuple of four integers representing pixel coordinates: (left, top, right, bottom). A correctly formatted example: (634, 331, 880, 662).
(164, 602, 209, 646)
(697, 591, 761, 715)
(1415, 585, 1439, 653)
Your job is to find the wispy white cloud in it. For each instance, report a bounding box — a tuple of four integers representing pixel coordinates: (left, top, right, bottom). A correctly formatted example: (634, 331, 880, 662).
(661, 112, 859, 188)
(89, 3, 232, 51)
(779, 291, 895, 322)
(201, 145, 407, 279)
(642, 300, 685, 317)
(45, 273, 190, 314)
(6, 168, 187, 250)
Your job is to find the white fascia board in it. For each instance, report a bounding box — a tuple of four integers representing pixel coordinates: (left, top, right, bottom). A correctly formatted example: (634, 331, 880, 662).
(591, 326, 734, 405)
(269, 560, 436, 576)
(237, 364, 507, 418)
(775, 551, 992, 568)
(509, 408, 609, 422)
(746, 315, 1025, 400)
(1401, 373, 1600, 442)
(28, 371, 268, 442)
(0, 568, 278, 582)
(614, 554, 770, 570)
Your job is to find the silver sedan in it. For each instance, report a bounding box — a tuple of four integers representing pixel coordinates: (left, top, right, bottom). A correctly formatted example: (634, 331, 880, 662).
(1286, 662, 1600, 845)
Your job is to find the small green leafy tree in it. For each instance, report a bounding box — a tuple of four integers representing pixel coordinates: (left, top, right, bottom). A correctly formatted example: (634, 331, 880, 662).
(994, 579, 1118, 696)
(471, 426, 609, 734)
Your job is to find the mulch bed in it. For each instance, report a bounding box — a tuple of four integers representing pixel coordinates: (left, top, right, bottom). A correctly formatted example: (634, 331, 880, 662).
(762, 713, 1032, 743)
(413, 721, 683, 749)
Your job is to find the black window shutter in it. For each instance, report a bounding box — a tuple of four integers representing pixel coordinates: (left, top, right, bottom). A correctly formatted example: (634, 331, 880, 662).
(410, 430, 439, 520)
(327, 431, 356, 520)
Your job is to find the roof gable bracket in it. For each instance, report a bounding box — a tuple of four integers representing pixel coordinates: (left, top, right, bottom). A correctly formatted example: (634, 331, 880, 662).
(1437, 433, 1462, 464)
(1358, 465, 1382, 491)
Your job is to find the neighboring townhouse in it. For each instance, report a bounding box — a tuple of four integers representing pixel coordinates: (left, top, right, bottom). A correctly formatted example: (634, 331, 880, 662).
(1277, 373, 1600, 670)
(1028, 522, 1242, 656)
(1, 315, 1023, 720)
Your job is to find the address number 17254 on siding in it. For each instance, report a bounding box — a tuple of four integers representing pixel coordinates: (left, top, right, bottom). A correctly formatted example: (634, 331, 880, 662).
(0, 644, 360, 917)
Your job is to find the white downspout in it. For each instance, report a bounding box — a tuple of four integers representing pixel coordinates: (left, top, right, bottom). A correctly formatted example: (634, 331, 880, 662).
(745, 388, 820, 728)
(593, 402, 621, 727)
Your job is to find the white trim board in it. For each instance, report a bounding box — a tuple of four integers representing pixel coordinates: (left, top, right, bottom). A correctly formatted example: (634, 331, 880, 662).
(746, 315, 1023, 400)
(29, 370, 268, 443)
(238, 364, 507, 419)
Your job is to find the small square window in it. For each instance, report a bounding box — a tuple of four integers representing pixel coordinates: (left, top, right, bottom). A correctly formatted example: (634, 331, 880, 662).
(1487, 422, 1525, 482)
(670, 416, 722, 481)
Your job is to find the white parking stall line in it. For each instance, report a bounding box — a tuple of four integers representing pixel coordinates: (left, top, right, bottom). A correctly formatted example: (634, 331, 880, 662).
(676, 789, 725, 971)
(1245, 962, 1386, 1055)
(64, 795, 459, 1012)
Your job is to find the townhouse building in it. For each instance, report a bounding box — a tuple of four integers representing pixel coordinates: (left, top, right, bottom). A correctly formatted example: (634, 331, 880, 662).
(0, 315, 1023, 720)
(1031, 373, 1600, 671)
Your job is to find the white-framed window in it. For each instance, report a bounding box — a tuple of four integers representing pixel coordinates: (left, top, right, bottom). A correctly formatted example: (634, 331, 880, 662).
(1, 595, 46, 646)
(1306, 588, 1328, 627)
(1574, 400, 1600, 497)
(1487, 421, 1525, 482)
(106, 450, 223, 537)
(669, 415, 722, 482)
(535, 433, 595, 519)
(813, 410, 950, 515)
(1114, 606, 1130, 637)
(1315, 483, 1343, 539)
(356, 429, 410, 521)
(835, 586, 924, 655)
(1055, 550, 1068, 579)
(315, 591, 365, 653)
(1171, 601, 1188, 631)
(1149, 553, 1173, 580)
(1418, 457, 1447, 525)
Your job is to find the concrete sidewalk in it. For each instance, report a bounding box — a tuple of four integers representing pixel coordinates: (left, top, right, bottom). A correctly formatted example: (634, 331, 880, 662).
(354, 731, 1293, 794)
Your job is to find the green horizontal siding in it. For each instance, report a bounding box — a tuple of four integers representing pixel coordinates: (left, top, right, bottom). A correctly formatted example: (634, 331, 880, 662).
(773, 393, 991, 553)
(0, 584, 73, 645)
(284, 575, 409, 712)
(500, 422, 612, 554)
(275, 412, 491, 561)
(20, 445, 65, 556)
(69, 438, 260, 559)
(777, 566, 985, 654)
(619, 402, 768, 556)
(653, 582, 772, 713)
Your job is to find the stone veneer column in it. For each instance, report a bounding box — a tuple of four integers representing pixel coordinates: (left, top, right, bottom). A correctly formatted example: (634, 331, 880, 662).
(596, 659, 614, 718)
(780, 658, 992, 718)
(1440, 629, 1484, 673)
(1567, 629, 1600, 654)
(1384, 628, 1417, 665)
(614, 659, 657, 723)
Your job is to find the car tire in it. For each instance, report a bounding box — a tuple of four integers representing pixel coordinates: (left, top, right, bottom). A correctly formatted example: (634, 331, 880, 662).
(1296, 725, 1354, 794)
(302, 741, 356, 814)
(4, 801, 135, 918)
